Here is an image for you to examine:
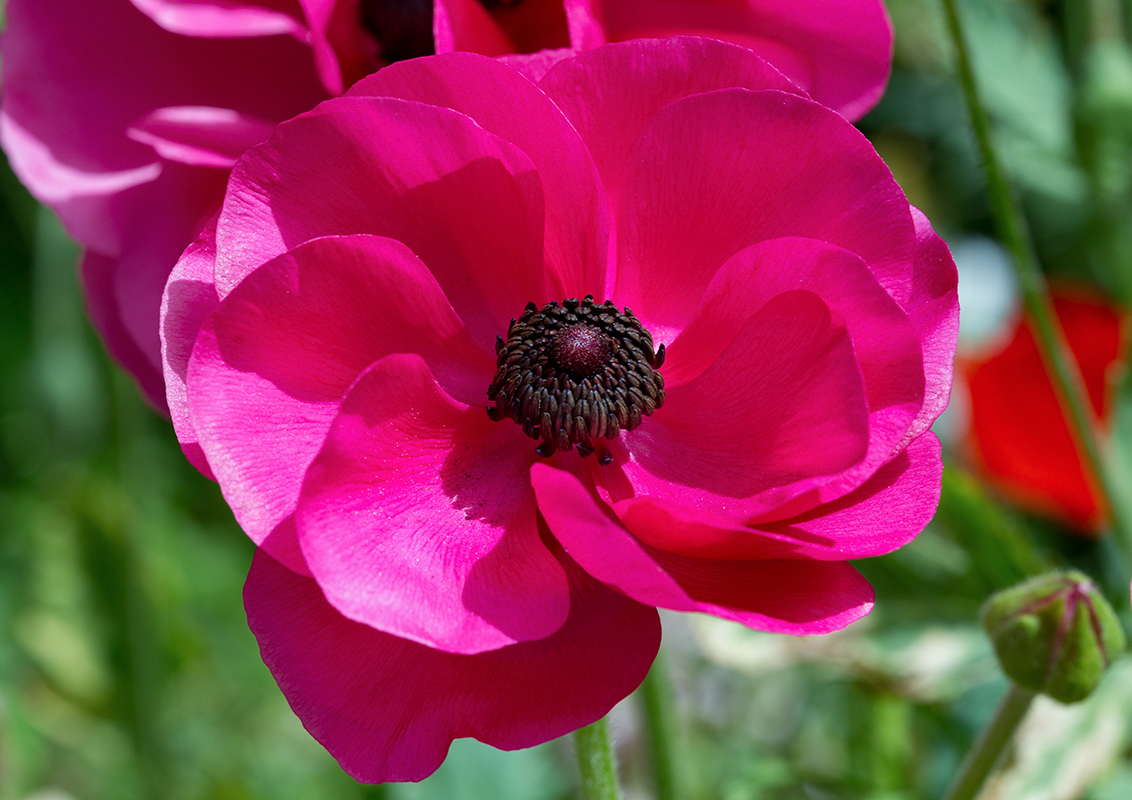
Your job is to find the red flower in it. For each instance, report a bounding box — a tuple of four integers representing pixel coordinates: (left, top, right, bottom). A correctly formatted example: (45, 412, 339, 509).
(965, 291, 1125, 531)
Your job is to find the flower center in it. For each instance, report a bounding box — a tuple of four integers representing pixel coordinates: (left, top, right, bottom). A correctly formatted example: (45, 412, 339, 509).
(487, 296, 666, 461)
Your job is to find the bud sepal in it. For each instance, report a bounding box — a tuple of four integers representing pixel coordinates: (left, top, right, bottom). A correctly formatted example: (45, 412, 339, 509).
(981, 570, 1125, 704)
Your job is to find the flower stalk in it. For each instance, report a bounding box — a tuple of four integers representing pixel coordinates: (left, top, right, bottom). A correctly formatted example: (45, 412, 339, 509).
(941, 684, 1036, 800)
(639, 651, 681, 800)
(574, 717, 622, 800)
(940, 0, 1132, 559)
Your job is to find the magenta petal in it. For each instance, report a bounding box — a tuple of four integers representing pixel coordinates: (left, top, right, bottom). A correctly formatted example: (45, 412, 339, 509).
(127, 106, 278, 168)
(215, 96, 549, 348)
(657, 237, 923, 515)
(537, 37, 804, 204)
(128, 0, 306, 37)
(608, 291, 869, 513)
(614, 88, 914, 335)
(348, 53, 609, 298)
(160, 213, 220, 479)
(434, 0, 514, 56)
(753, 433, 943, 559)
(246, 547, 659, 783)
(298, 353, 569, 654)
(532, 465, 874, 634)
(597, 0, 892, 120)
(82, 250, 170, 412)
(617, 433, 942, 561)
(188, 235, 493, 567)
(900, 208, 959, 446)
(2, 0, 326, 398)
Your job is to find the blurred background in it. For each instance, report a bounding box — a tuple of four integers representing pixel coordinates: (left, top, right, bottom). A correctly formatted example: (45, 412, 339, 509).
(5, 0, 1132, 798)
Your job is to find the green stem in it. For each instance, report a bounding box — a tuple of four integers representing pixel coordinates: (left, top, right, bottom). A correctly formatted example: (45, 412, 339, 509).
(942, 685, 1036, 800)
(574, 717, 621, 800)
(639, 652, 680, 800)
(941, 0, 1132, 559)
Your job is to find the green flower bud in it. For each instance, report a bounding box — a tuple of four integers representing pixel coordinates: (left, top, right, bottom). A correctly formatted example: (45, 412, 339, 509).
(981, 571, 1126, 704)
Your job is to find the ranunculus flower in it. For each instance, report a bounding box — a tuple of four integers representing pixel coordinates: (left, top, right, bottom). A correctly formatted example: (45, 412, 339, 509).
(964, 290, 1125, 531)
(161, 38, 957, 781)
(1, 0, 891, 409)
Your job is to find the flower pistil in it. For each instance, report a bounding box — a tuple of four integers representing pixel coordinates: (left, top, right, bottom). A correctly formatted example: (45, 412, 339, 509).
(487, 295, 666, 460)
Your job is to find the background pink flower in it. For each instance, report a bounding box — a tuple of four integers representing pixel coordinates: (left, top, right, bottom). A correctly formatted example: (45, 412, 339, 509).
(161, 38, 957, 782)
(1, 0, 891, 410)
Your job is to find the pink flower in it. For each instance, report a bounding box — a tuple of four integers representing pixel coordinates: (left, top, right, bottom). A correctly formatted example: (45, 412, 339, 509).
(1, 0, 891, 409)
(161, 38, 957, 781)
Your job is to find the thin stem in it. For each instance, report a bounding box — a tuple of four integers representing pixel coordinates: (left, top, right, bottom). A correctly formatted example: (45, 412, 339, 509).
(941, 0, 1132, 559)
(574, 717, 622, 800)
(942, 685, 1036, 800)
(639, 652, 680, 800)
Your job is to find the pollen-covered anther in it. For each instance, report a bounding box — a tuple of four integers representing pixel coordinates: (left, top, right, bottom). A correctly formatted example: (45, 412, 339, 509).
(487, 295, 666, 458)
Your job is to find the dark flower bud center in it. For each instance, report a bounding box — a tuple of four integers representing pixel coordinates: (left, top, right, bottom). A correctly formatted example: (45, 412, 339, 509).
(487, 296, 666, 461)
(551, 325, 611, 378)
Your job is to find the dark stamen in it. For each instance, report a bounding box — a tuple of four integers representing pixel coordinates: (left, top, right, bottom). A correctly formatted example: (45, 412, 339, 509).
(487, 296, 666, 458)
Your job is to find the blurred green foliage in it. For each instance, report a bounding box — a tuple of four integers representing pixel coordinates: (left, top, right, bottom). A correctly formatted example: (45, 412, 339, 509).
(5, 0, 1132, 799)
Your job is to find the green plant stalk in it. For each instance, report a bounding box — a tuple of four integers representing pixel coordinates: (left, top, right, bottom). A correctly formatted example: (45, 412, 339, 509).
(941, 0, 1132, 559)
(574, 717, 622, 800)
(942, 685, 1036, 800)
(639, 652, 680, 800)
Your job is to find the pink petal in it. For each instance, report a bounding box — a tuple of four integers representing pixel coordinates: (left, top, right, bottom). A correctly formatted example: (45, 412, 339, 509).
(616, 433, 943, 561)
(532, 465, 874, 634)
(160, 213, 220, 479)
(83, 250, 170, 412)
(595, 0, 893, 120)
(654, 237, 924, 516)
(537, 37, 804, 205)
(127, 106, 278, 168)
(434, 0, 514, 56)
(753, 433, 943, 557)
(188, 235, 492, 570)
(496, 48, 576, 82)
(128, 0, 306, 37)
(298, 353, 568, 654)
(348, 52, 609, 299)
(2, 0, 326, 397)
(215, 95, 550, 348)
(613, 88, 914, 337)
(900, 208, 959, 446)
(563, 0, 606, 51)
(245, 546, 660, 783)
(79, 159, 229, 412)
(603, 290, 869, 515)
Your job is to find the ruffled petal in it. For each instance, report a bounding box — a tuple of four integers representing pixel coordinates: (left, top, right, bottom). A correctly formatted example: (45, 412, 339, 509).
(128, 0, 306, 37)
(616, 433, 942, 561)
(600, 290, 869, 516)
(653, 237, 924, 515)
(245, 545, 659, 783)
(613, 88, 914, 337)
(215, 95, 550, 348)
(434, 0, 514, 57)
(126, 105, 278, 168)
(160, 213, 220, 479)
(297, 353, 569, 654)
(348, 52, 609, 299)
(537, 37, 804, 205)
(899, 208, 959, 446)
(595, 0, 892, 120)
(80, 251, 166, 417)
(532, 465, 874, 634)
(2, 0, 326, 398)
(188, 235, 493, 569)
